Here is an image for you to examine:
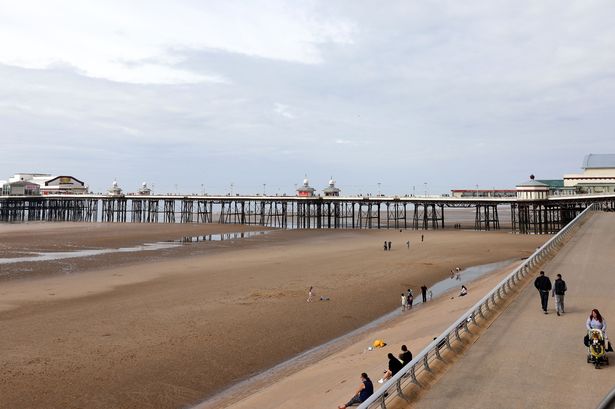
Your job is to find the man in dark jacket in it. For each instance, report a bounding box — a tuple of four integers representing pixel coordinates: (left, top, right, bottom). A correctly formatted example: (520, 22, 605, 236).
(534, 271, 552, 314)
(552, 273, 567, 316)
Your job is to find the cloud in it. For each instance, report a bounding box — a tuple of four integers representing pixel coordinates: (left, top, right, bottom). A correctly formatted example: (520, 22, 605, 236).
(0, 0, 354, 84)
(273, 103, 295, 119)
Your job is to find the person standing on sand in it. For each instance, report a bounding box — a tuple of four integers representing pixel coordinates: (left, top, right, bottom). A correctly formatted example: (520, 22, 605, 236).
(338, 373, 373, 409)
(307, 286, 314, 302)
(400, 293, 407, 312)
(534, 271, 552, 314)
(383, 241, 388, 251)
(552, 274, 567, 316)
(428, 290, 433, 300)
(421, 234, 424, 242)
(406, 240, 410, 249)
(407, 289, 414, 309)
(421, 285, 428, 303)
(388, 241, 392, 251)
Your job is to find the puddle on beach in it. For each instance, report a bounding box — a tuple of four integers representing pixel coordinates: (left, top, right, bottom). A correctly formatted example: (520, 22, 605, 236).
(194, 258, 516, 409)
(0, 230, 270, 265)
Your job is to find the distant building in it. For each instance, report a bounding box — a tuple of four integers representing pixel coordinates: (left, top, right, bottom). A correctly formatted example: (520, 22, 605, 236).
(137, 182, 152, 195)
(564, 154, 615, 194)
(108, 180, 123, 196)
(323, 178, 341, 197)
(516, 175, 550, 200)
(535, 179, 575, 196)
(1, 180, 41, 196)
(6, 173, 87, 195)
(296, 177, 315, 197)
(451, 189, 516, 198)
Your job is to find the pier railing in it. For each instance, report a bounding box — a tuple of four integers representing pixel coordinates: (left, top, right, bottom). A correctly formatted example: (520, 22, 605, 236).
(358, 203, 597, 409)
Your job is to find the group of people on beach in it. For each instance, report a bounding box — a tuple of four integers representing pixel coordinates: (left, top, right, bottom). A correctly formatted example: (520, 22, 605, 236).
(534, 270, 612, 352)
(383, 235, 425, 252)
(338, 345, 413, 409)
(400, 285, 430, 311)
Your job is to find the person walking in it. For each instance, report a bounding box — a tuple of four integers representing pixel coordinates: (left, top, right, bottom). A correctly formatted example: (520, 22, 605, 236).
(400, 293, 407, 312)
(421, 285, 428, 303)
(421, 234, 424, 242)
(534, 271, 552, 314)
(406, 240, 410, 249)
(383, 241, 388, 251)
(307, 286, 314, 303)
(552, 274, 567, 316)
(387, 241, 392, 251)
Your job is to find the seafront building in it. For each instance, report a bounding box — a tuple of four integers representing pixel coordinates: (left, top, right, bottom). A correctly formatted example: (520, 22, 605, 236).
(322, 178, 341, 197)
(0, 173, 88, 195)
(564, 153, 615, 193)
(296, 177, 316, 197)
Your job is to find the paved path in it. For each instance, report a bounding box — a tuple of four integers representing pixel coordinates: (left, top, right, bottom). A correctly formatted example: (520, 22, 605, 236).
(414, 212, 615, 409)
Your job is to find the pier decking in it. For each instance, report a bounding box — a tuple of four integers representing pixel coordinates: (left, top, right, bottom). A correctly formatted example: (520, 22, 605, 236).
(1, 193, 614, 233)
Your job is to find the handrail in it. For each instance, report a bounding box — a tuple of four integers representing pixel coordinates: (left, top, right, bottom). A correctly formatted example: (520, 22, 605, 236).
(358, 203, 597, 409)
(596, 384, 615, 409)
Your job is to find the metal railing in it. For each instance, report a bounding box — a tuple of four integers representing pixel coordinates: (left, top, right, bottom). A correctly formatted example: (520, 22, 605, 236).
(358, 203, 597, 409)
(596, 385, 615, 409)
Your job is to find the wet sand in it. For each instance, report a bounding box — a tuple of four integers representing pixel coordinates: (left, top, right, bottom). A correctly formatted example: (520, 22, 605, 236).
(0, 223, 547, 409)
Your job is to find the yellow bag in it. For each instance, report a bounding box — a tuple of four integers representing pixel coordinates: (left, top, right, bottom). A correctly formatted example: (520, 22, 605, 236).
(373, 339, 385, 348)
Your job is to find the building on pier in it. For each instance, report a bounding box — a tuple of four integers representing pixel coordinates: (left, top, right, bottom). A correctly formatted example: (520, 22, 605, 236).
(323, 178, 341, 196)
(296, 177, 315, 197)
(451, 189, 516, 198)
(108, 180, 123, 196)
(516, 175, 549, 200)
(564, 154, 615, 194)
(1, 180, 41, 196)
(137, 182, 152, 195)
(6, 173, 87, 195)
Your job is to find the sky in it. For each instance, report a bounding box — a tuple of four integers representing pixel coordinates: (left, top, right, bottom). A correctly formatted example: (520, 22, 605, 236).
(1, 0, 614, 195)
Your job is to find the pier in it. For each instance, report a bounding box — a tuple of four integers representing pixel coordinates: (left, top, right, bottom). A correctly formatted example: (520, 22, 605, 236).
(1, 193, 614, 233)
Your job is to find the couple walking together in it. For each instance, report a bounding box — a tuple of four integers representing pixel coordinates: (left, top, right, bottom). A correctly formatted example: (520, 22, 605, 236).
(534, 271, 567, 315)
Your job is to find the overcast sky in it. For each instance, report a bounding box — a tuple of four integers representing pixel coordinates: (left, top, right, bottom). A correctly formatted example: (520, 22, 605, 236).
(1, 1, 614, 195)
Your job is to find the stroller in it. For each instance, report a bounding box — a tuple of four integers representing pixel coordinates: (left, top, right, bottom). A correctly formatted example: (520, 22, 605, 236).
(586, 329, 610, 369)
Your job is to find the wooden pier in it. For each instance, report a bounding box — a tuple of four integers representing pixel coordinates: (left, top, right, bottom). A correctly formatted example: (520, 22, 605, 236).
(1, 194, 614, 233)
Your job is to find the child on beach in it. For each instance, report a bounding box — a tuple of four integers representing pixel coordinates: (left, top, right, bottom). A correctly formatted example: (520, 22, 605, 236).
(307, 286, 314, 302)
(401, 293, 407, 312)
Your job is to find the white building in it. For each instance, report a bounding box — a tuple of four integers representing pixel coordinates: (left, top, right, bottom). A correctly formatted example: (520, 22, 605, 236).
(108, 180, 123, 196)
(7, 173, 87, 195)
(564, 154, 615, 194)
(323, 178, 341, 197)
(516, 175, 550, 200)
(137, 182, 152, 195)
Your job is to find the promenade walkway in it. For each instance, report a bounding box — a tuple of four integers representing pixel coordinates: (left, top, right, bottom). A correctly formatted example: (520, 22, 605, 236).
(413, 212, 615, 409)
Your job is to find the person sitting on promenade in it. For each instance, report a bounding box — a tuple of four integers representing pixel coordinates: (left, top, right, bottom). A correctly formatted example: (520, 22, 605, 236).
(379, 353, 403, 383)
(399, 344, 413, 366)
(338, 372, 373, 408)
(459, 285, 467, 297)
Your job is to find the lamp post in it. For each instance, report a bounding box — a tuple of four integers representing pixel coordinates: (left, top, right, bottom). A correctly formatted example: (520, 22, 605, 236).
(424, 182, 427, 197)
(475, 184, 479, 197)
(412, 185, 415, 197)
(377, 182, 381, 197)
(263, 183, 266, 196)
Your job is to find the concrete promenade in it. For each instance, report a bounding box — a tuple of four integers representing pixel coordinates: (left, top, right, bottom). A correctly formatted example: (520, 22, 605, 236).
(413, 212, 615, 409)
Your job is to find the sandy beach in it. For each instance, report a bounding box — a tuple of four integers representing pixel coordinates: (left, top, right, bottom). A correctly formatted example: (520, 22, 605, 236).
(0, 223, 547, 409)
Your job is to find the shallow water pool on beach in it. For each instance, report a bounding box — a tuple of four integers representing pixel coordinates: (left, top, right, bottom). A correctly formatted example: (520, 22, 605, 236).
(0, 230, 271, 265)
